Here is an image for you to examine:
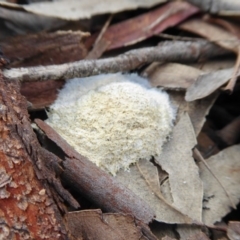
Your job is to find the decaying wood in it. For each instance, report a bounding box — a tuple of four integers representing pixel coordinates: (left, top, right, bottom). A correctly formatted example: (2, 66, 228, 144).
(65, 209, 158, 240)
(0, 72, 70, 239)
(35, 119, 155, 224)
(3, 41, 228, 82)
(1, 30, 89, 68)
(20, 80, 65, 110)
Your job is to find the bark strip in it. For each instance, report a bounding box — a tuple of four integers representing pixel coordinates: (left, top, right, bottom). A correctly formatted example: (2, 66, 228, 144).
(35, 119, 155, 224)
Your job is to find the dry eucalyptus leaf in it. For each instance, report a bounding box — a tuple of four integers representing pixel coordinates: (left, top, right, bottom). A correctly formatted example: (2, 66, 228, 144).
(198, 144, 240, 225)
(185, 68, 234, 102)
(169, 91, 217, 136)
(65, 209, 147, 240)
(155, 113, 203, 222)
(116, 159, 191, 224)
(144, 63, 203, 90)
(0, 0, 167, 20)
(227, 221, 240, 240)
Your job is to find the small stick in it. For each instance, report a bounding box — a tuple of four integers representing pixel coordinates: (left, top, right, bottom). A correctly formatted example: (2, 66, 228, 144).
(3, 41, 228, 82)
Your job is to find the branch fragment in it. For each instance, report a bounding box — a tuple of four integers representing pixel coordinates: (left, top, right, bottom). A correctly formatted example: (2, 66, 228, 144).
(3, 41, 228, 82)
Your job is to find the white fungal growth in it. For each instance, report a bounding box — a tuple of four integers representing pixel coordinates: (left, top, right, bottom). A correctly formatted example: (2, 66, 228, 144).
(46, 73, 175, 175)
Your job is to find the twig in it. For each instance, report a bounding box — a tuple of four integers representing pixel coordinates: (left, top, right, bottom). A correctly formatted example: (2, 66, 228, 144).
(3, 40, 228, 82)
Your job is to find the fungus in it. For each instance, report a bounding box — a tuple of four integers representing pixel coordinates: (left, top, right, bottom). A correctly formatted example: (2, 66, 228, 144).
(46, 73, 175, 175)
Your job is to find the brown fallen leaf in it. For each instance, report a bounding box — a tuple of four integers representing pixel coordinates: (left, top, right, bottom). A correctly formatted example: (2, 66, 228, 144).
(198, 144, 240, 225)
(144, 62, 203, 90)
(116, 159, 192, 224)
(65, 209, 157, 240)
(180, 18, 240, 92)
(88, 1, 199, 50)
(85, 14, 113, 60)
(180, 19, 239, 53)
(227, 221, 240, 240)
(169, 91, 217, 136)
(155, 113, 203, 222)
(185, 68, 235, 102)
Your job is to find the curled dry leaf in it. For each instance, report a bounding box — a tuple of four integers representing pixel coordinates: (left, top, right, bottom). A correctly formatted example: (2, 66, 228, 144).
(170, 91, 217, 136)
(0, 0, 167, 20)
(144, 62, 203, 90)
(185, 68, 236, 102)
(198, 144, 240, 225)
(180, 19, 240, 53)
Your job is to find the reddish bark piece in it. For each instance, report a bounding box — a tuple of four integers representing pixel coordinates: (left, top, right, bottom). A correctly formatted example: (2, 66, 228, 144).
(86, 1, 199, 50)
(65, 209, 158, 240)
(1, 31, 89, 67)
(20, 80, 65, 110)
(35, 119, 155, 224)
(0, 74, 67, 239)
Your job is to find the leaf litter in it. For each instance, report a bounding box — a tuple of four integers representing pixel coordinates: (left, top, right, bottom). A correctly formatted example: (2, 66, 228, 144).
(2, 0, 240, 239)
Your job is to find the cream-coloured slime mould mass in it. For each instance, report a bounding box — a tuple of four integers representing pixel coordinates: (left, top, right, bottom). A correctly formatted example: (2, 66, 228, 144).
(46, 73, 176, 176)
